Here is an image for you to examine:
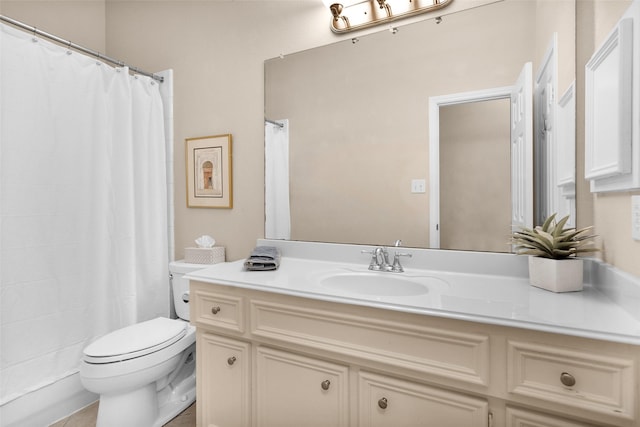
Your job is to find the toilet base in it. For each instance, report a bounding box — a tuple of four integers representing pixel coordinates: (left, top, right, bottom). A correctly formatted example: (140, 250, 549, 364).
(156, 374, 196, 427)
(97, 383, 158, 427)
(94, 343, 196, 427)
(95, 372, 196, 427)
(155, 351, 196, 427)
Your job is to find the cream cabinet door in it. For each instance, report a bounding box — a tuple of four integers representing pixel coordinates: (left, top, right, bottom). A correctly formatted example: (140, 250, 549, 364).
(197, 333, 251, 427)
(358, 371, 488, 427)
(255, 346, 349, 427)
(506, 406, 597, 427)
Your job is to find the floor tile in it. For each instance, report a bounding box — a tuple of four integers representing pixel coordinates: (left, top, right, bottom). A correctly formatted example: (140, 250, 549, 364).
(165, 403, 197, 427)
(49, 401, 195, 427)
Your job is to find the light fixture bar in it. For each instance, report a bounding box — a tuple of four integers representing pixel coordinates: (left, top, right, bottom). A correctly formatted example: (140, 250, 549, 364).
(328, 0, 452, 33)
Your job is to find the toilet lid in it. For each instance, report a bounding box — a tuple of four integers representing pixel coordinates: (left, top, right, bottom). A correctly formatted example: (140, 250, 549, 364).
(83, 317, 188, 364)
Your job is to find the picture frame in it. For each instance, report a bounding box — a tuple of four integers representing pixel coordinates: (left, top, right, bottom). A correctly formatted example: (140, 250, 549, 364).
(186, 134, 233, 208)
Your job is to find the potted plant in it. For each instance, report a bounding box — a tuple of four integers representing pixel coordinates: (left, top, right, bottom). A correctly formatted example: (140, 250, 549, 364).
(511, 214, 598, 292)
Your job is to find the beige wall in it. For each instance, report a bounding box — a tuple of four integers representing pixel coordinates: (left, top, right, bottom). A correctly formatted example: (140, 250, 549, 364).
(534, 0, 575, 93)
(1, 1, 106, 52)
(2, 0, 639, 276)
(104, 1, 335, 261)
(103, 0, 501, 259)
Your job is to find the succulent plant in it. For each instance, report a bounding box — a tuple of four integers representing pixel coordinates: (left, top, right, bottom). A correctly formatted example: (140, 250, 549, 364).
(511, 213, 599, 259)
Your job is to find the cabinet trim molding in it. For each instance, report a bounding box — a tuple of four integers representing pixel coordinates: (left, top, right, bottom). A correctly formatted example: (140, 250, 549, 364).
(250, 299, 490, 387)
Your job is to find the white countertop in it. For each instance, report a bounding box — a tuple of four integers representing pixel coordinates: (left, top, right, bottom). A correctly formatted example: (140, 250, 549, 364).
(186, 246, 640, 346)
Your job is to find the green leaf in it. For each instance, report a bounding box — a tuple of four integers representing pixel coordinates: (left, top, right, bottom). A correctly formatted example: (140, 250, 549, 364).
(541, 213, 557, 232)
(552, 215, 570, 237)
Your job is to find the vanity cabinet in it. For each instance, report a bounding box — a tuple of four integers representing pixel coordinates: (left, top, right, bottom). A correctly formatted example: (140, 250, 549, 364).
(191, 281, 638, 427)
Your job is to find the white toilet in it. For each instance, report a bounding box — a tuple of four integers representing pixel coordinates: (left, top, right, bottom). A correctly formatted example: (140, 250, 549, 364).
(80, 260, 203, 427)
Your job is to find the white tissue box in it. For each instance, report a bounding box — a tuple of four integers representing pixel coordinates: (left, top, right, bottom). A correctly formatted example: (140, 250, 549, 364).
(184, 247, 226, 264)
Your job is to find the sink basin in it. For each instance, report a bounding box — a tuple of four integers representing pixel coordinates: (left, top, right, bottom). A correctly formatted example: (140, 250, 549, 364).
(318, 271, 446, 296)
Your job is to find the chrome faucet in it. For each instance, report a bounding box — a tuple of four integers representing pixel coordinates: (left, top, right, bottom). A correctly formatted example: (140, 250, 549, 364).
(362, 240, 412, 273)
(374, 246, 393, 272)
(362, 246, 392, 271)
(391, 239, 412, 272)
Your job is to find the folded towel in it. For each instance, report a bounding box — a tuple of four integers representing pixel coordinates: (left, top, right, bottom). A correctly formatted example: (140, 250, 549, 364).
(244, 246, 281, 271)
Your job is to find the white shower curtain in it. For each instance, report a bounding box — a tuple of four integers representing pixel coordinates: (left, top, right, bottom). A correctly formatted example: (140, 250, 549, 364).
(265, 120, 291, 240)
(0, 23, 170, 404)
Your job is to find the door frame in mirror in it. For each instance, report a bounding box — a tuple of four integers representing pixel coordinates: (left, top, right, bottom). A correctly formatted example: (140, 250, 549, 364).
(428, 85, 528, 249)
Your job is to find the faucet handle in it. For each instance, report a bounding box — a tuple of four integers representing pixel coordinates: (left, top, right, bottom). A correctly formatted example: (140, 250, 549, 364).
(361, 249, 382, 271)
(391, 252, 412, 273)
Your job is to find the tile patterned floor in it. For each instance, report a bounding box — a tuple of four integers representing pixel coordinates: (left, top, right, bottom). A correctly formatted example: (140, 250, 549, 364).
(49, 401, 196, 427)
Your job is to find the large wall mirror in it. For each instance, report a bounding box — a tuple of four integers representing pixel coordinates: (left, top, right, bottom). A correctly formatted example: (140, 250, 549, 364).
(264, 0, 576, 252)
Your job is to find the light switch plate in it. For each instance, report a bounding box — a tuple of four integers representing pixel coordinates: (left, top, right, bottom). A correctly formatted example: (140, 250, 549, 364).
(411, 179, 426, 194)
(633, 195, 640, 241)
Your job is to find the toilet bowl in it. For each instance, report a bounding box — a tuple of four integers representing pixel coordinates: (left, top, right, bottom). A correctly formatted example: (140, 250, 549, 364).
(80, 260, 205, 427)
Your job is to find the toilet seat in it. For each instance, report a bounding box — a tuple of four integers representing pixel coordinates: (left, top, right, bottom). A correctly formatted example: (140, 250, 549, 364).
(83, 318, 188, 364)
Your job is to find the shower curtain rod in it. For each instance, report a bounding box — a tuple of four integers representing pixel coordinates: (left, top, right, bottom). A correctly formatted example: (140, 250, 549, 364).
(0, 14, 164, 83)
(265, 119, 284, 128)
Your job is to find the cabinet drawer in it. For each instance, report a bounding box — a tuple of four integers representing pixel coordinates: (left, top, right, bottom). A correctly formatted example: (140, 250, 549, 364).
(506, 406, 597, 427)
(193, 289, 244, 333)
(358, 371, 488, 427)
(507, 340, 635, 420)
(251, 300, 490, 386)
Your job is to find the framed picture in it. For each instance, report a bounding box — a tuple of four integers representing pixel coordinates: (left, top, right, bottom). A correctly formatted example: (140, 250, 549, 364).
(186, 134, 233, 208)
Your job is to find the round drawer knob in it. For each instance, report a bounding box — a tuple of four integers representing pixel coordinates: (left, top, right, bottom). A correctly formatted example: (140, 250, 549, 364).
(321, 380, 331, 390)
(227, 356, 236, 366)
(560, 372, 576, 387)
(378, 397, 388, 409)
(211, 306, 221, 315)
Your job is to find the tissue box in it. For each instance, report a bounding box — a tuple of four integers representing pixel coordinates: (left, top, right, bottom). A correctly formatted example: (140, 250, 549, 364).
(184, 247, 226, 264)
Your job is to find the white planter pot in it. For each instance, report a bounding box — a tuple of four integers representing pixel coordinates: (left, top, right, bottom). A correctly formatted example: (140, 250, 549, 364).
(528, 256, 584, 293)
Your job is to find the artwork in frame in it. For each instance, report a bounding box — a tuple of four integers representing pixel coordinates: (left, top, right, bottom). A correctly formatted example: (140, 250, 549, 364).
(186, 134, 233, 208)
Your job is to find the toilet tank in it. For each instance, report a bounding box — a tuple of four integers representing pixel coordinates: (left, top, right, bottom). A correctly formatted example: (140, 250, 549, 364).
(169, 260, 207, 321)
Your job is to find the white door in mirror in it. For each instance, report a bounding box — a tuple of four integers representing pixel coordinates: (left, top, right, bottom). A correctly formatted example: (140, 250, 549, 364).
(632, 195, 640, 241)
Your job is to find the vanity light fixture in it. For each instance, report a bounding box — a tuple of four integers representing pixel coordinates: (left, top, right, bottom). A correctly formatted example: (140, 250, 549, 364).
(376, 0, 392, 17)
(330, 3, 350, 28)
(325, 0, 452, 33)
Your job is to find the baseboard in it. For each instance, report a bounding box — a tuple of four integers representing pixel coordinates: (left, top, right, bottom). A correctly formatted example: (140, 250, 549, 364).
(0, 372, 97, 427)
